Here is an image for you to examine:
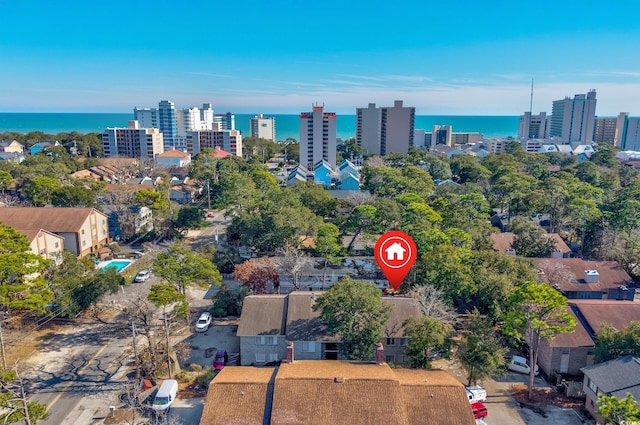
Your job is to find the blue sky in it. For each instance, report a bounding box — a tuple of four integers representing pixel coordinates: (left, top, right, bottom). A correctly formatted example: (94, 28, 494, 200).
(1, 0, 640, 115)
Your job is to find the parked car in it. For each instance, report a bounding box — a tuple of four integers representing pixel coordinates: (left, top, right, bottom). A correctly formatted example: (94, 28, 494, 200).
(471, 402, 488, 419)
(508, 355, 539, 375)
(195, 312, 212, 332)
(134, 270, 151, 283)
(213, 349, 227, 370)
(152, 379, 178, 413)
(466, 385, 487, 403)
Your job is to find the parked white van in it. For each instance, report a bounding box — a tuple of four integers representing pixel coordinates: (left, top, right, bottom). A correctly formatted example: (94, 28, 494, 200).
(466, 385, 487, 403)
(152, 379, 178, 412)
(508, 355, 539, 375)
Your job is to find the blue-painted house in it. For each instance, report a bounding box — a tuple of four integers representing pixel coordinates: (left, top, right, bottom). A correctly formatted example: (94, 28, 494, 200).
(337, 160, 361, 190)
(313, 160, 334, 189)
(287, 165, 308, 187)
(30, 141, 60, 155)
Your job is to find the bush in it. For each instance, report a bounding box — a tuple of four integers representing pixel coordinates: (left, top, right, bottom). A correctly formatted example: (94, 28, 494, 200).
(190, 363, 203, 372)
(196, 367, 216, 387)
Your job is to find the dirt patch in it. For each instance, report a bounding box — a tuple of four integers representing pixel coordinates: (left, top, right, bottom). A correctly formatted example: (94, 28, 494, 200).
(512, 383, 584, 410)
(178, 379, 209, 398)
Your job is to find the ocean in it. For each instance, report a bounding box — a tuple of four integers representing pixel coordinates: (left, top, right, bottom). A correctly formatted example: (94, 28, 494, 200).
(0, 113, 520, 141)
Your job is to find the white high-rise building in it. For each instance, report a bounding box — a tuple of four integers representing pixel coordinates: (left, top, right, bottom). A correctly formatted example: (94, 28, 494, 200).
(518, 112, 548, 139)
(356, 100, 415, 155)
(135, 102, 214, 151)
(250, 114, 276, 141)
(299, 104, 337, 168)
(102, 120, 164, 159)
(550, 90, 597, 144)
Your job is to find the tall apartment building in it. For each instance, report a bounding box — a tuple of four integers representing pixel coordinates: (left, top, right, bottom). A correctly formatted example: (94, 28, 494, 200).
(158, 100, 177, 149)
(593, 116, 619, 144)
(135, 102, 214, 151)
(102, 120, 164, 158)
(299, 104, 337, 169)
(518, 112, 548, 139)
(430, 125, 453, 148)
(250, 114, 276, 141)
(214, 112, 235, 131)
(614, 113, 640, 151)
(186, 123, 243, 157)
(549, 90, 597, 144)
(356, 101, 415, 155)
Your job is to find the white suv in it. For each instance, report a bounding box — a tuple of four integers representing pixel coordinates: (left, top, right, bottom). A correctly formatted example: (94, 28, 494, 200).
(134, 270, 151, 282)
(195, 312, 212, 332)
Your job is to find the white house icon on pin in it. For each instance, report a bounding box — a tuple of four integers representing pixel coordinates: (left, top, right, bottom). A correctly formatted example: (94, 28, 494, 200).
(385, 242, 406, 261)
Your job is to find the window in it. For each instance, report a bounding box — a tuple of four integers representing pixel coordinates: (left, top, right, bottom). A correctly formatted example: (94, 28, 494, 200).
(255, 353, 266, 363)
(386, 338, 396, 346)
(385, 355, 395, 364)
(256, 336, 265, 345)
(302, 342, 316, 353)
(268, 353, 279, 362)
(267, 336, 278, 345)
(256, 336, 277, 345)
(400, 338, 409, 346)
(400, 355, 409, 364)
(54, 242, 59, 248)
(587, 378, 598, 394)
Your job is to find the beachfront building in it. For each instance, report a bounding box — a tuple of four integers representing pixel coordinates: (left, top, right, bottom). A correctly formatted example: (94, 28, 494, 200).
(300, 104, 337, 169)
(250, 114, 276, 141)
(135, 101, 215, 151)
(518, 112, 548, 139)
(593, 116, 618, 144)
(356, 101, 415, 155)
(186, 124, 243, 157)
(102, 121, 164, 159)
(214, 112, 235, 131)
(550, 90, 597, 144)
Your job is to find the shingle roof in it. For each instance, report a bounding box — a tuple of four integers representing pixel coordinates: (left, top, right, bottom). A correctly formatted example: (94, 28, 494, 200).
(581, 355, 640, 400)
(157, 149, 190, 158)
(201, 361, 475, 425)
(534, 258, 632, 292)
(240, 293, 423, 341)
(199, 366, 274, 424)
(490, 232, 570, 254)
(237, 295, 287, 336)
(545, 306, 594, 348)
(571, 300, 640, 334)
(0, 207, 104, 233)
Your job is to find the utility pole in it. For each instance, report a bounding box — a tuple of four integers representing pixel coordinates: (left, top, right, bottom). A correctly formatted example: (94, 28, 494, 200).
(163, 308, 172, 379)
(207, 179, 211, 210)
(0, 316, 7, 371)
(131, 321, 140, 379)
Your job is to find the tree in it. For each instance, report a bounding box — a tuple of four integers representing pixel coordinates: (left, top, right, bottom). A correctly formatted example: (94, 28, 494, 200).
(458, 309, 508, 386)
(503, 281, 576, 399)
(173, 205, 206, 235)
(272, 246, 310, 291)
(313, 277, 391, 360)
(0, 366, 49, 424)
(0, 169, 14, 195)
(26, 176, 61, 206)
(403, 316, 453, 368)
(597, 393, 640, 425)
(232, 259, 279, 294)
(313, 223, 342, 289)
(0, 224, 52, 314)
(290, 181, 339, 218)
(51, 185, 98, 207)
(408, 285, 456, 326)
(595, 321, 640, 363)
(153, 245, 222, 295)
(509, 218, 558, 257)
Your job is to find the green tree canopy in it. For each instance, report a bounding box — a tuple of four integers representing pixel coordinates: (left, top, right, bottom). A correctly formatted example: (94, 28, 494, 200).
(313, 277, 391, 360)
(503, 281, 576, 399)
(403, 316, 454, 368)
(597, 393, 640, 425)
(153, 245, 222, 295)
(595, 321, 640, 363)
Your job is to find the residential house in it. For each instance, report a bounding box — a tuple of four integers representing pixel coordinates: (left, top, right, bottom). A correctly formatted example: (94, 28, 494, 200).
(534, 258, 635, 300)
(21, 228, 65, 263)
(155, 149, 191, 168)
(286, 165, 308, 187)
(581, 356, 640, 422)
(104, 205, 153, 241)
(0, 152, 25, 162)
(237, 292, 423, 366)
(0, 140, 24, 154)
(30, 141, 60, 155)
(537, 300, 640, 379)
(200, 361, 475, 425)
(336, 159, 361, 190)
(313, 160, 334, 189)
(490, 232, 571, 258)
(0, 207, 110, 258)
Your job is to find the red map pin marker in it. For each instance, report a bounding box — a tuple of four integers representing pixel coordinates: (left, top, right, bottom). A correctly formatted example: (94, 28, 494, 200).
(374, 230, 417, 291)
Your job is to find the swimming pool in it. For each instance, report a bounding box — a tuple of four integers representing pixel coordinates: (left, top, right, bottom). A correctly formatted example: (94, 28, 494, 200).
(98, 259, 133, 272)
